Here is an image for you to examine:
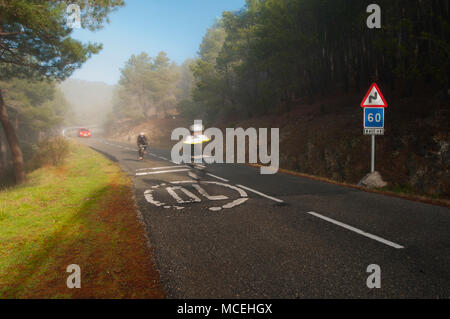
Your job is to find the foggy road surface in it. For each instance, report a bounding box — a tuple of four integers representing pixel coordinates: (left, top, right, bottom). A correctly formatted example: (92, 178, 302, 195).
(80, 138, 449, 298)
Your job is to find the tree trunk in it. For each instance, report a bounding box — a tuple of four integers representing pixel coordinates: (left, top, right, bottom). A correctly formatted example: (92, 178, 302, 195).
(0, 89, 26, 184)
(0, 132, 7, 169)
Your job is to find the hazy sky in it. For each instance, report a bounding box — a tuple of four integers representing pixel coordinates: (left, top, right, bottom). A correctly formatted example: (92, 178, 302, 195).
(70, 0, 246, 85)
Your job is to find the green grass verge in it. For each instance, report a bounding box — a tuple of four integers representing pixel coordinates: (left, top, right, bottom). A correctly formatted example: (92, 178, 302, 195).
(0, 142, 164, 298)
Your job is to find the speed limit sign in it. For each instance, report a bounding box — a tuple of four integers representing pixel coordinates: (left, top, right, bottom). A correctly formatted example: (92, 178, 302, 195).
(364, 107, 384, 135)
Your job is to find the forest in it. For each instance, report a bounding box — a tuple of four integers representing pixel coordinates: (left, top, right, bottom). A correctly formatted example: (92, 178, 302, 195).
(178, 0, 449, 121)
(108, 52, 194, 123)
(112, 0, 449, 122)
(0, 79, 71, 185)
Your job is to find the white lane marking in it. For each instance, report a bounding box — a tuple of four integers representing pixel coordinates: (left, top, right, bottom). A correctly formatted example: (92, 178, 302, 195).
(136, 165, 189, 172)
(136, 167, 154, 172)
(192, 184, 228, 201)
(170, 180, 197, 184)
(222, 197, 248, 209)
(172, 181, 247, 198)
(236, 184, 284, 203)
(144, 189, 165, 207)
(305, 211, 404, 249)
(206, 173, 229, 182)
(136, 169, 189, 176)
(159, 156, 169, 160)
(166, 186, 201, 204)
(206, 181, 248, 198)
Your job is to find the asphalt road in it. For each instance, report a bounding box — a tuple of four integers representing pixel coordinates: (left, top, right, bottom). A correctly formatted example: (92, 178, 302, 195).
(80, 137, 449, 298)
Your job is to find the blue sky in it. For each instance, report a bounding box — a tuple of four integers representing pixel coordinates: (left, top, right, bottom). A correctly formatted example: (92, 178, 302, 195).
(69, 0, 246, 85)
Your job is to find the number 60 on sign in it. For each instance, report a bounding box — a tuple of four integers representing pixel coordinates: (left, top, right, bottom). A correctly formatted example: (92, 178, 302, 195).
(364, 107, 384, 135)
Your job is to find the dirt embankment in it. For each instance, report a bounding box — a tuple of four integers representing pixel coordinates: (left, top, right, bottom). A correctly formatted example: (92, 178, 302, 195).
(223, 93, 449, 199)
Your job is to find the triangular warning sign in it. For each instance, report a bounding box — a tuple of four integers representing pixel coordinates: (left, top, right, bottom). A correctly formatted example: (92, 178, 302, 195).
(361, 83, 388, 108)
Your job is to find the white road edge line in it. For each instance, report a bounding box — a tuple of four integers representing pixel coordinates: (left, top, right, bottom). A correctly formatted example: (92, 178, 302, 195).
(236, 184, 284, 203)
(206, 173, 229, 182)
(136, 167, 155, 171)
(136, 165, 189, 171)
(305, 211, 404, 249)
(136, 169, 189, 176)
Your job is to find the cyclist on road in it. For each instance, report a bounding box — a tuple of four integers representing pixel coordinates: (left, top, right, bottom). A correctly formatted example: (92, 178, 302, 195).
(137, 132, 148, 160)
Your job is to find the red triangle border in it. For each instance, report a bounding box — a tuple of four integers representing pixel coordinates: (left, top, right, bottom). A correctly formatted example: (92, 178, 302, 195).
(360, 83, 388, 108)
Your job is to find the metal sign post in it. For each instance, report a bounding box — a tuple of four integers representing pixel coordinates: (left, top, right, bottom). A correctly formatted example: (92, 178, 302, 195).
(371, 135, 375, 173)
(364, 108, 383, 172)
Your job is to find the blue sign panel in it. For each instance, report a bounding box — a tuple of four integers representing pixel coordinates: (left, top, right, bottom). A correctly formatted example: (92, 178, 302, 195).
(364, 107, 384, 128)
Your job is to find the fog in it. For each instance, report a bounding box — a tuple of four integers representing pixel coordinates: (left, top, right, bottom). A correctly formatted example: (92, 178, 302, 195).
(59, 79, 115, 127)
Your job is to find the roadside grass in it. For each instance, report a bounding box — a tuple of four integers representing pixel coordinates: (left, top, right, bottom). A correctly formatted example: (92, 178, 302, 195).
(0, 142, 165, 298)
